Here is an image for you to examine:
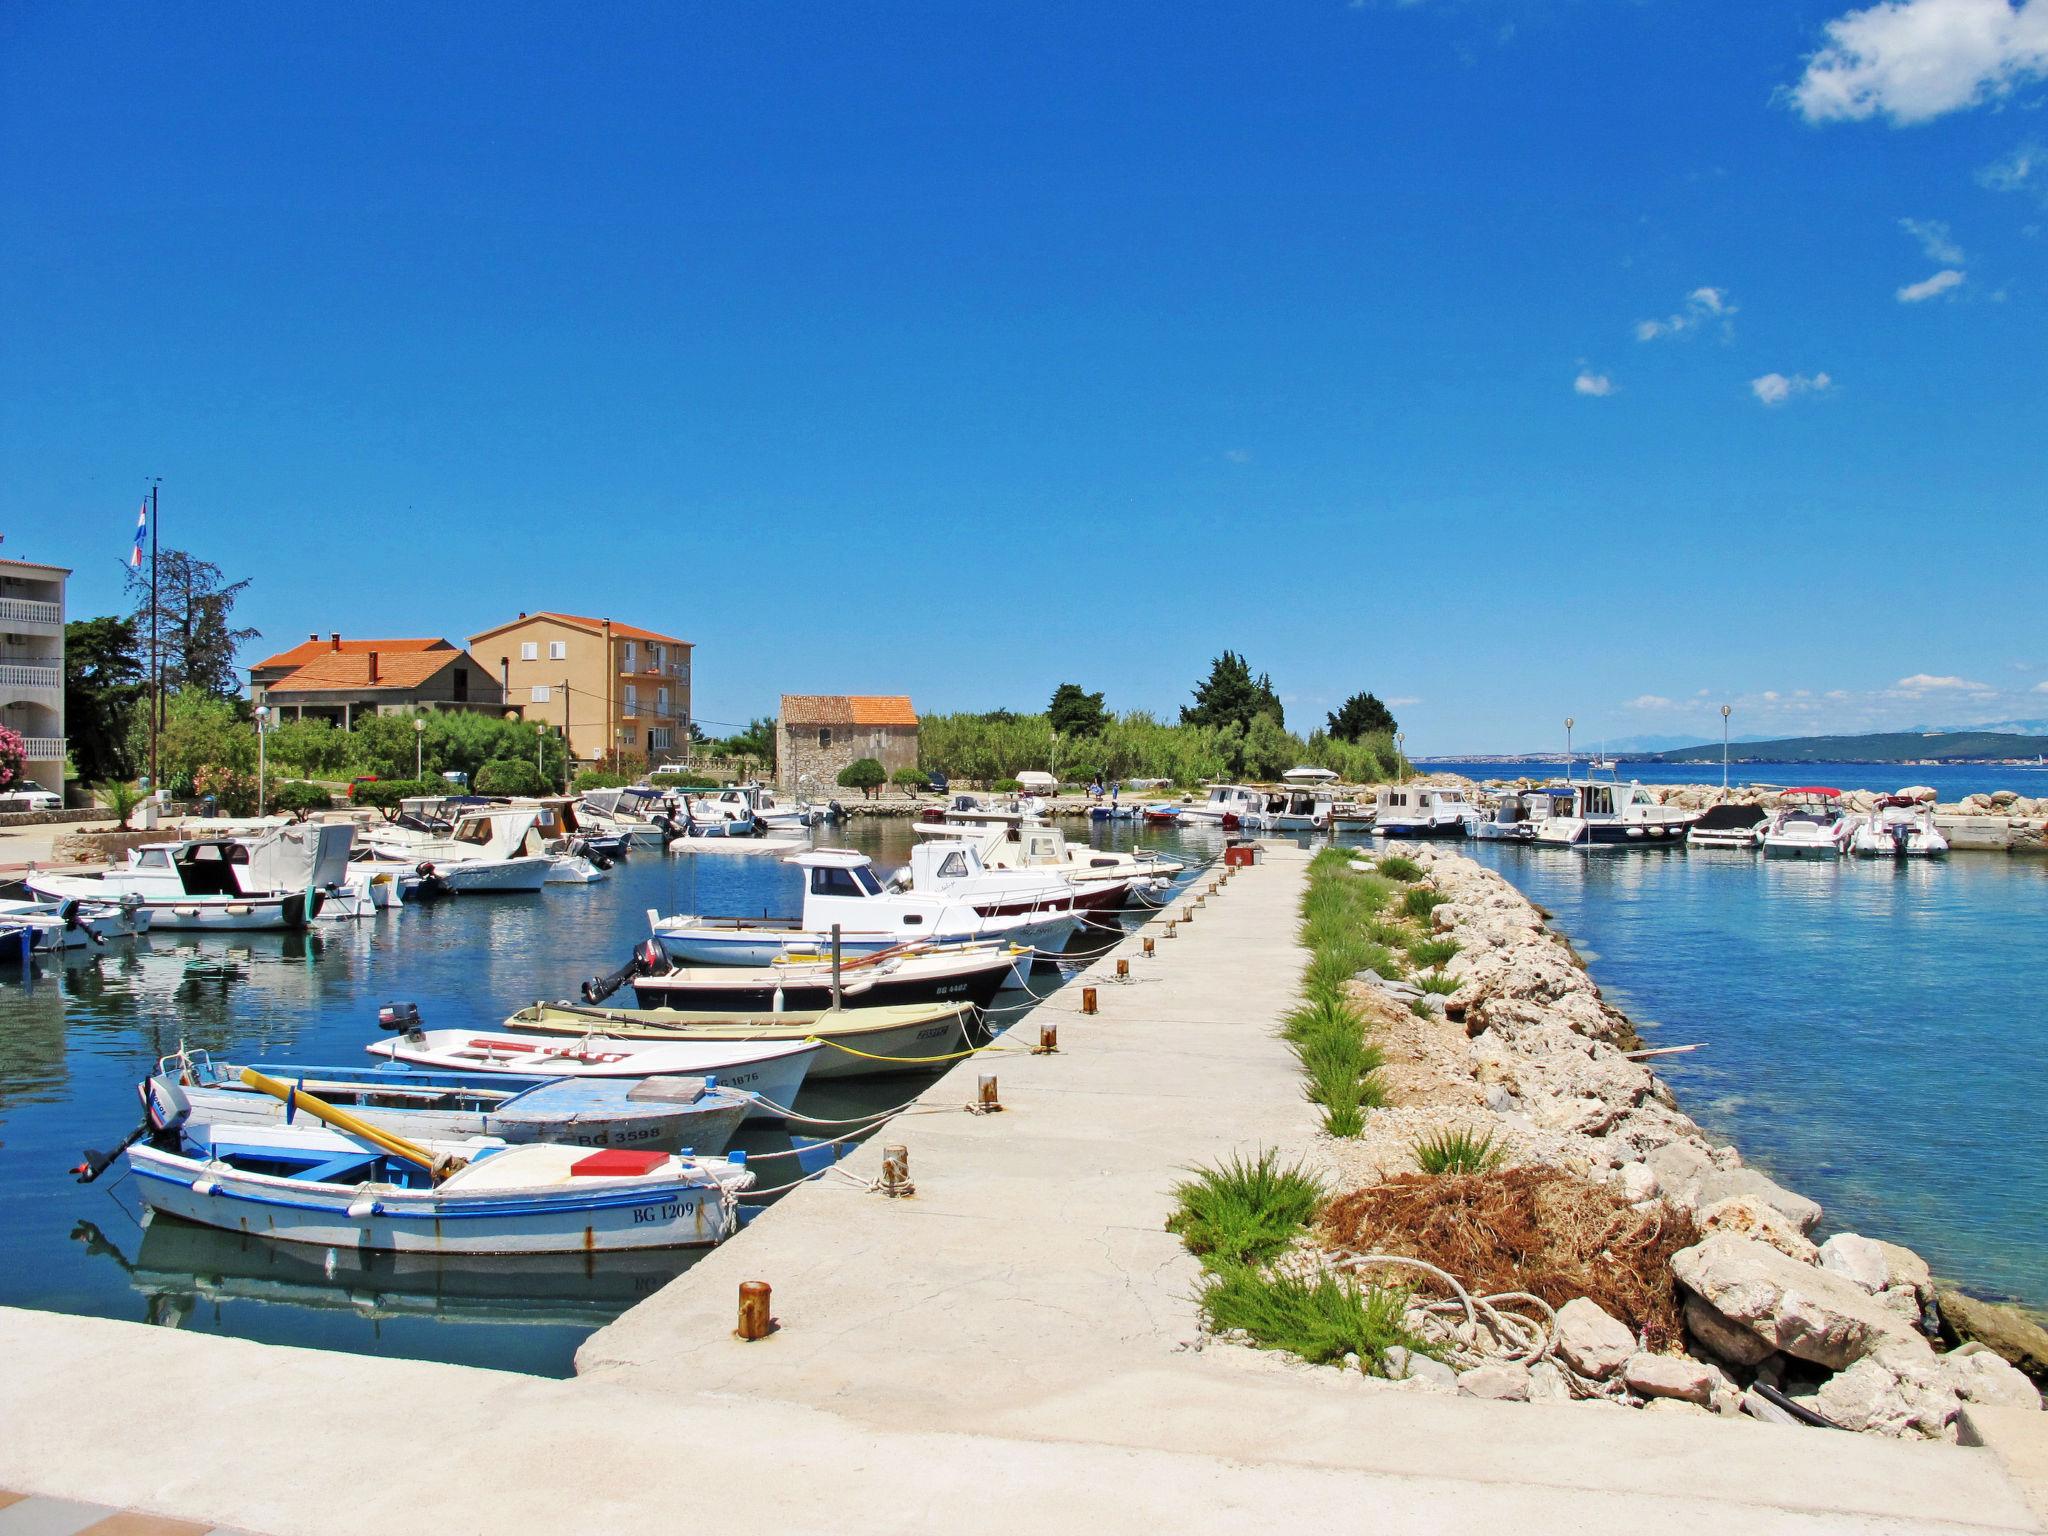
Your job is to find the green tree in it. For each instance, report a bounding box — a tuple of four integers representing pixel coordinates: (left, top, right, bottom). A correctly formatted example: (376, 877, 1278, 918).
(125, 549, 259, 699)
(1326, 692, 1398, 742)
(270, 780, 334, 819)
(353, 712, 566, 786)
(263, 719, 358, 779)
(891, 765, 930, 792)
(474, 758, 550, 796)
(63, 616, 145, 784)
(137, 689, 254, 797)
(1182, 652, 1283, 733)
(837, 757, 887, 799)
(1047, 682, 1107, 737)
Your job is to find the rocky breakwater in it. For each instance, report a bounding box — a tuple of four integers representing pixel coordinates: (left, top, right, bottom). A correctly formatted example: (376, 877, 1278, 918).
(1364, 845, 2043, 1438)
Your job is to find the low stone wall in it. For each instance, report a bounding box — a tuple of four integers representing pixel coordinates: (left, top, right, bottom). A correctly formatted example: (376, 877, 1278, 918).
(0, 808, 105, 830)
(45, 828, 162, 867)
(1329, 845, 2044, 1437)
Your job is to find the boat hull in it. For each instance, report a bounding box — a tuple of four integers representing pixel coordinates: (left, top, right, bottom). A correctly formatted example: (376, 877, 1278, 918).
(634, 962, 1010, 1015)
(439, 858, 551, 894)
(508, 1008, 976, 1080)
(1373, 820, 1467, 840)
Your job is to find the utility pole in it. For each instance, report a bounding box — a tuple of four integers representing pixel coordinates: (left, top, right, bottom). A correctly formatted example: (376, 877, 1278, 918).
(562, 678, 572, 790)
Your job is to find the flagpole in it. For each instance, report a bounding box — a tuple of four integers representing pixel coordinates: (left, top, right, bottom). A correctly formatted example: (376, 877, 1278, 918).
(148, 478, 160, 794)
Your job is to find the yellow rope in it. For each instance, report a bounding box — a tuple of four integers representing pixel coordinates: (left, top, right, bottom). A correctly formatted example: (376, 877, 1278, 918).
(801, 1034, 1032, 1065)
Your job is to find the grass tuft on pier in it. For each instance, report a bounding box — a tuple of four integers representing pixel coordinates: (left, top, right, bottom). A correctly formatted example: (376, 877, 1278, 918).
(1167, 1150, 1325, 1268)
(1401, 886, 1448, 922)
(1413, 1126, 1507, 1175)
(1198, 1265, 1431, 1376)
(1408, 936, 1460, 970)
(1415, 970, 1461, 996)
(1374, 854, 1425, 883)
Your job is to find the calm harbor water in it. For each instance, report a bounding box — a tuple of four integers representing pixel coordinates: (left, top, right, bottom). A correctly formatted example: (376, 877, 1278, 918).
(0, 820, 1211, 1376)
(1446, 838, 2048, 1308)
(1418, 759, 2048, 799)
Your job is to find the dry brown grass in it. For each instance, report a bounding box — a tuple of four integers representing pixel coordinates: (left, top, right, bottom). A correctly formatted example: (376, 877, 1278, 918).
(1318, 1166, 1697, 1351)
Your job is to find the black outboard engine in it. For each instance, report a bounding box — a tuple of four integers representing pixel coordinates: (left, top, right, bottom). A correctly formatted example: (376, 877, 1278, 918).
(412, 861, 454, 901)
(378, 1001, 425, 1036)
(581, 941, 653, 1005)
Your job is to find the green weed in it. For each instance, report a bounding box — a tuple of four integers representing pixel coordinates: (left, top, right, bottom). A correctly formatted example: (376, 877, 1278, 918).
(1375, 855, 1424, 882)
(1416, 971, 1462, 996)
(1198, 1265, 1432, 1376)
(1413, 1126, 1509, 1175)
(1401, 886, 1448, 921)
(1408, 937, 1460, 970)
(1166, 1150, 1326, 1269)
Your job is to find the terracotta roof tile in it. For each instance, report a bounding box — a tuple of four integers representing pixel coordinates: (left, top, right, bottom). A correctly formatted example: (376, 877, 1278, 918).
(265, 649, 465, 693)
(250, 637, 451, 672)
(780, 694, 918, 727)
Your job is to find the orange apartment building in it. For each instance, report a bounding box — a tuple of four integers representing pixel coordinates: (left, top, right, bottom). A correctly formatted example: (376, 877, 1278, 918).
(468, 612, 692, 766)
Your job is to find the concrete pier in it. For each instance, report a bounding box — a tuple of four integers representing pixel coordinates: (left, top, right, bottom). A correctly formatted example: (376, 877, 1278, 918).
(1, 845, 2043, 1533)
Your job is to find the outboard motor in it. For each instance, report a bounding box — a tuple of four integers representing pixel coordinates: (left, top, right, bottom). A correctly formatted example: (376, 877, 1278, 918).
(412, 862, 454, 901)
(72, 1075, 189, 1184)
(378, 1001, 425, 1036)
(581, 940, 654, 1005)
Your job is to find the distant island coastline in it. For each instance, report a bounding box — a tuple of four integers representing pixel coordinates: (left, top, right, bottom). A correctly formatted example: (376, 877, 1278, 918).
(1426, 729, 2048, 767)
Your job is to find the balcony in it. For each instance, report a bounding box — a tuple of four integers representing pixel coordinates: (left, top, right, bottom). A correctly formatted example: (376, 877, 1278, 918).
(0, 663, 61, 696)
(0, 597, 61, 630)
(20, 736, 63, 761)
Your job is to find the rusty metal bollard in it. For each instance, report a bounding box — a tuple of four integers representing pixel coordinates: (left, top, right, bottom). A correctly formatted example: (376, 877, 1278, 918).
(977, 1074, 1002, 1112)
(736, 1281, 774, 1340)
(1116, 957, 1130, 980)
(1034, 1022, 1060, 1054)
(1081, 985, 1098, 1015)
(1142, 937, 1156, 957)
(880, 1144, 915, 1197)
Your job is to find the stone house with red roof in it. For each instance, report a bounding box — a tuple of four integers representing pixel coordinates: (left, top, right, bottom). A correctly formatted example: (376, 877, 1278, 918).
(248, 632, 506, 727)
(469, 612, 691, 765)
(777, 695, 919, 794)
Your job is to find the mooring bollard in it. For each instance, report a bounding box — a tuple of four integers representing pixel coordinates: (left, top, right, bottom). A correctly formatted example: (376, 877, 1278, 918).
(974, 1073, 1002, 1113)
(1182, 905, 1196, 923)
(880, 1144, 914, 1197)
(1081, 985, 1098, 1015)
(1116, 957, 1130, 980)
(736, 1280, 773, 1341)
(1035, 1022, 1059, 1054)
(1142, 937, 1156, 957)
(1164, 921, 1176, 939)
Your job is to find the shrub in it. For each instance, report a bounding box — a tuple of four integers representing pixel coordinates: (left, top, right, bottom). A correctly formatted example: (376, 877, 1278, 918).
(270, 780, 333, 818)
(95, 779, 145, 829)
(1375, 854, 1424, 882)
(649, 770, 718, 789)
(1197, 1265, 1429, 1376)
(1408, 937, 1460, 970)
(836, 757, 887, 798)
(1401, 886, 1447, 922)
(992, 777, 1023, 793)
(573, 769, 633, 792)
(891, 766, 929, 792)
(1166, 1150, 1325, 1269)
(1413, 1127, 1508, 1176)
(474, 758, 551, 796)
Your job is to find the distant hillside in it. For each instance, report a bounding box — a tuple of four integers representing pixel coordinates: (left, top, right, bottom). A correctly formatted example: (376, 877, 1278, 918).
(1645, 730, 2048, 765)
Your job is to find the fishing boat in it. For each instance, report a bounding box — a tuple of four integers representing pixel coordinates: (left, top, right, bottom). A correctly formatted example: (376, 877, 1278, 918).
(364, 1025, 821, 1111)
(1140, 804, 1181, 825)
(28, 823, 353, 931)
(1178, 784, 1260, 829)
(1462, 791, 1540, 842)
(1530, 777, 1697, 848)
(1370, 785, 1471, 839)
(503, 1000, 977, 1079)
(629, 941, 1022, 1014)
(1848, 795, 1950, 857)
(1686, 803, 1769, 850)
(1760, 788, 1853, 858)
(117, 1074, 752, 1256)
(154, 1047, 752, 1153)
(0, 896, 151, 958)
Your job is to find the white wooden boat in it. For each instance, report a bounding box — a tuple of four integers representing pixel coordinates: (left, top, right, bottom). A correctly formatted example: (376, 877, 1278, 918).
(1178, 784, 1261, 828)
(28, 823, 354, 931)
(1530, 778, 1697, 848)
(365, 1027, 820, 1113)
(503, 1000, 977, 1079)
(630, 942, 1021, 1014)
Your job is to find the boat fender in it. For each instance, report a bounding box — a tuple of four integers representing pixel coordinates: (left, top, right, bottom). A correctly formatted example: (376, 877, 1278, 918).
(191, 1177, 219, 1196)
(347, 1197, 379, 1219)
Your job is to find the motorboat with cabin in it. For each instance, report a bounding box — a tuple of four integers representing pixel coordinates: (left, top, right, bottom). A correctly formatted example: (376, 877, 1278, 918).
(1686, 803, 1769, 850)
(1849, 795, 1949, 857)
(29, 823, 354, 931)
(910, 820, 1182, 912)
(1462, 790, 1540, 842)
(1371, 785, 1471, 839)
(1179, 784, 1262, 829)
(1760, 788, 1854, 857)
(357, 806, 554, 892)
(1530, 777, 1697, 848)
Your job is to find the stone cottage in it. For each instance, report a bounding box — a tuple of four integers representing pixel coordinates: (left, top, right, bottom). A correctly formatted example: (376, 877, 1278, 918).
(777, 695, 919, 794)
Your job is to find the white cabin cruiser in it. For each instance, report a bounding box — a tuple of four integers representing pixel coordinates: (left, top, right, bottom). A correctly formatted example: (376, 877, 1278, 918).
(1686, 803, 1769, 850)
(358, 808, 553, 893)
(1760, 788, 1854, 858)
(1530, 778, 1697, 848)
(1240, 786, 1338, 833)
(28, 823, 354, 931)
(911, 820, 1182, 911)
(1849, 795, 1949, 857)
(1371, 785, 1471, 839)
(577, 787, 674, 849)
(1177, 784, 1261, 828)
(648, 847, 1077, 968)
(1463, 790, 1540, 842)
(919, 792, 1045, 829)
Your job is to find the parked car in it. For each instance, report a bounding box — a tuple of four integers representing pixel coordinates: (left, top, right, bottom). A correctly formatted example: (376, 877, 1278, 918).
(925, 769, 949, 795)
(0, 787, 61, 812)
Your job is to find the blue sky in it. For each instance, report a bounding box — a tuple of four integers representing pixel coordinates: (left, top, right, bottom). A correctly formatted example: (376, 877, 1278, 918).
(4, 1, 2044, 753)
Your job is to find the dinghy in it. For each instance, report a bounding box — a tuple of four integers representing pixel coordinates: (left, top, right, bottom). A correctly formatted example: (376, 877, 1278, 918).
(156, 1050, 752, 1153)
(502, 1000, 977, 1079)
(117, 1072, 752, 1255)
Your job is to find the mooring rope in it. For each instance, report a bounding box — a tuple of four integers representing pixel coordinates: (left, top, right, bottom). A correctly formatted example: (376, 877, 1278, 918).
(801, 1033, 1038, 1065)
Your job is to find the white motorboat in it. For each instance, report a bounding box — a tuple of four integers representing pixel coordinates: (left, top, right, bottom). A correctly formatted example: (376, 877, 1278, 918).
(366, 1027, 821, 1113)
(1849, 795, 1949, 857)
(1371, 785, 1471, 839)
(910, 820, 1183, 912)
(1463, 791, 1540, 842)
(28, 822, 355, 931)
(0, 896, 152, 957)
(688, 782, 828, 832)
(504, 1001, 978, 1081)
(919, 792, 1045, 828)
(1240, 786, 1339, 833)
(1686, 803, 1769, 850)
(1760, 788, 1854, 857)
(1178, 784, 1262, 829)
(1530, 777, 1697, 848)
(358, 807, 552, 893)
(577, 787, 674, 848)
(628, 942, 1022, 1014)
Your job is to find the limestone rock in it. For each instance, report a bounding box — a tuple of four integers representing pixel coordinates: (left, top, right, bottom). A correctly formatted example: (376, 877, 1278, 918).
(1685, 1296, 1778, 1368)
(1877, 1241, 1934, 1303)
(1692, 1167, 1822, 1234)
(1527, 1360, 1572, 1401)
(1555, 1297, 1636, 1379)
(1937, 1291, 2048, 1383)
(1694, 1196, 1820, 1264)
(1617, 1161, 1659, 1203)
(1623, 1352, 1717, 1405)
(1878, 1286, 1923, 1325)
(1814, 1345, 1958, 1439)
(1671, 1233, 1918, 1369)
(1940, 1343, 2044, 1409)
(1818, 1233, 1890, 1295)
(1458, 1362, 1532, 1401)
(1383, 1347, 1457, 1391)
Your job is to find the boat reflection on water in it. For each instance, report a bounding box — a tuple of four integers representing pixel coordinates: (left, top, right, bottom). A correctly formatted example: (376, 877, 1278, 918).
(74, 1215, 701, 1332)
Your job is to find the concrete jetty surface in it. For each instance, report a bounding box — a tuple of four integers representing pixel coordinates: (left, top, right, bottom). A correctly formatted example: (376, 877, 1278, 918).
(1, 845, 2042, 1533)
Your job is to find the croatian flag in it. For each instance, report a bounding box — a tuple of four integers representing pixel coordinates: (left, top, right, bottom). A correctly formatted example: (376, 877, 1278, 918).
(130, 501, 147, 567)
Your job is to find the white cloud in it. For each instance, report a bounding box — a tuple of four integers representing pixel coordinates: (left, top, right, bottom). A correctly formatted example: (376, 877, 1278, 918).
(1387, 696, 1422, 707)
(1898, 268, 1967, 300)
(1627, 694, 1676, 710)
(1762, 690, 1783, 701)
(1900, 217, 1965, 263)
(1896, 672, 1993, 689)
(1223, 448, 1252, 464)
(1980, 140, 2048, 204)
(2035, 680, 2048, 692)
(1574, 370, 1615, 397)
(1635, 286, 1737, 341)
(1751, 371, 1834, 405)
(1792, 0, 2048, 125)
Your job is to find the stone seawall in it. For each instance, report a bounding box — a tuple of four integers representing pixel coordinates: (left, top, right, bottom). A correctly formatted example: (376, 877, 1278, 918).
(1327, 845, 2044, 1437)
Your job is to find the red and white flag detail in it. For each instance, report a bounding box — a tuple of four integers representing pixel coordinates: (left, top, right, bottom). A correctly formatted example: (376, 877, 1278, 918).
(130, 501, 147, 567)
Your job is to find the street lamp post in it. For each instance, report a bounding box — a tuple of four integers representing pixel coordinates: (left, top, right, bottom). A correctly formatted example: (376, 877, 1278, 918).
(1396, 731, 1406, 778)
(255, 706, 269, 815)
(1565, 717, 1575, 784)
(414, 716, 425, 780)
(1721, 704, 1732, 791)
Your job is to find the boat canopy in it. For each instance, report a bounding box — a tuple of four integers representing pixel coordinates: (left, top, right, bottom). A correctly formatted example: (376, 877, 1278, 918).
(1014, 771, 1056, 791)
(1693, 803, 1767, 830)
(1282, 766, 1339, 783)
(1784, 786, 1842, 797)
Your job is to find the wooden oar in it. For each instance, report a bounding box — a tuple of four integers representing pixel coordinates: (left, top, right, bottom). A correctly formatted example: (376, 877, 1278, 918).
(237, 1067, 449, 1176)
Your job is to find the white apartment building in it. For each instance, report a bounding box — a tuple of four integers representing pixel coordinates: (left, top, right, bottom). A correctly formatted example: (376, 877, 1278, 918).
(0, 557, 68, 796)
